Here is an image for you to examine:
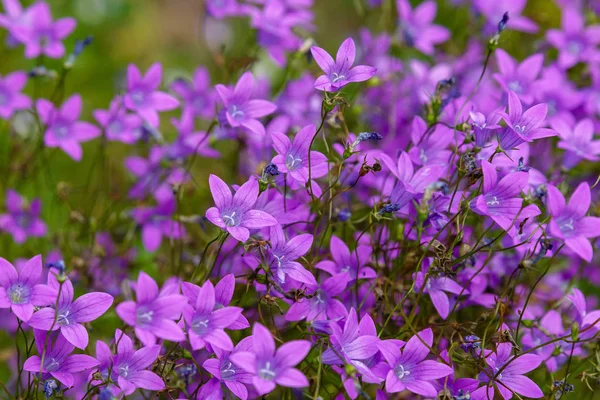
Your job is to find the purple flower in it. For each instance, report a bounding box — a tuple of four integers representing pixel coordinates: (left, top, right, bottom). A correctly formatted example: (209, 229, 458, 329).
(407, 116, 452, 166)
(206, 0, 243, 19)
(316, 235, 376, 281)
(266, 224, 316, 286)
(38, 94, 102, 161)
(547, 7, 600, 69)
(115, 271, 187, 346)
(23, 330, 99, 388)
(0, 71, 30, 119)
(100, 329, 165, 395)
(0, 255, 56, 322)
(546, 182, 600, 262)
(28, 275, 113, 349)
(380, 151, 445, 194)
(379, 328, 453, 396)
(181, 279, 243, 351)
(322, 308, 380, 367)
(271, 123, 328, 184)
(414, 270, 467, 320)
(469, 109, 502, 147)
(215, 71, 277, 136)
(471, 161, 540, 233)
(205, 174, 278, 242)
(552, 117, 600, 167)
(0, 189, 47, 243)
(93, 98, 143, 144)
(124, 63, 179, 127)
(171, 67, 216, 121)
(230, 323, 311, 395)
(474, 0, 538, 34)
(286, 273, 349, 322)
(493, 50, 543, 105)
(396, 0, 450, 54)
(202, 336, 254, 400)
(310, 37, 376, 92)
(10, 2, 76, 58)
(471, 343, 543, 399)
(498, 91, 556, 149)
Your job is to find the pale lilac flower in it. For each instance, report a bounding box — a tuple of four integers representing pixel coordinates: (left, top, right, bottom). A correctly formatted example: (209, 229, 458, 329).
(93, 98, 143, 144)
(286, 273, 349, 322)
(414, 269, 467, 320)
(115, 272, 187, 346)
(311, 38, 376, 92)
(407, 116, 452, 166)
(0, 71, 30, 119)
(469, 109, 502, 147)
(396, 0, 450, 54)
(38, 94, 102, 161)
(202, 336, 253, 400)
(493, 50, 543, 104)
(316, 235, 376, 281)
(24, 330, 99, 388)
(205, 174, 278, 242)
(551, 117, 600, 167)
(546, 182, 600, 262)
(379, 328, 453, 396)
(215, 71, 277, 136)
(547, 7, 600, 69)
(0, 190, 47, 243)
(266, 224, 316, 286)
(170, 67, 215, 122)
(0, 255, 56, 322)
(10, 2, 76, 58)
(230, 323, 311, 395)
(28, 275, 113, 349)
(124, 63, 179, 127)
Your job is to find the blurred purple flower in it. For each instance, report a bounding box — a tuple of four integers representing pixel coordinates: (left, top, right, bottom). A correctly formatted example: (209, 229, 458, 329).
(0, 71, 30, 119)
(316, 235, 376, 281)
(94, 98, 143, 144)
(0, 190, 47, 243)
(286, 272, 349, 322)
(397, 0, 450, 54)
(547, 7, 600, 69)
(171, 67, 216, 122)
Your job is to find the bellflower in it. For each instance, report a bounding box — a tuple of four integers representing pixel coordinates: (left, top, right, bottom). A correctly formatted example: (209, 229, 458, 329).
(316, 235, 376, 281)
(493, 50, 543, 105)
(474, 0, 538, 33)
(546, 182, 600, 262)
(378, 328, 453, 396)
(181, 279, 243, 351)
(471, 161, 540, 233)
(407, 116, 452, 166)
(0, 255, 56, 322)
(0, 71, 30, 119)
(93, 98, 143, 144)
(414, 269, 467, 320)
(10, 2, 76, 58)
(215, 71, 277, 136)
(230, 323, 311, 396)
(271, 123, 328, 184)
(286, 273, 349, 322)
(23, 330, 99, 388)
(0, 190, 47, 243)
(471, 342, 543, 399)
(266, 224, 316, 286)
(38, 94, 102, 161)
(469, 109, 502, 147)
(28, 274, 113, 349)
(546, 7, 600, 69)
(396, 0, 450, 54)
(551, 117, 600, 168)
(124, 63, 179, 127)
(170, 67, 216, 122)
(202, 336, 254, 400)
(205, 174, 278, 242)
(310, 37, 376, 92)
(498, 91, 556, 150)
(115, 271, 187, 346)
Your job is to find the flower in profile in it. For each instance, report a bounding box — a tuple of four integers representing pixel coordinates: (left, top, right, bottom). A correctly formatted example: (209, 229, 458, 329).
(546, 182, 600, 262)
(230, 323, 311, 396)
(94, 98, 143, 144)
(96, 329, 165, 395)
(471, 342, 543, 399)
(171, 67, 216, 122)
(10, 2, 76, 58)
(310, 37, 376, 92)
(0, 190, 47, 243)
(205, 174, 278, 242)
(271, 123, 328, 184)
(286, 273, 349, 322)
(414, 269, 467, 319)
(266, 224, 316, 286)
(0, 255, 56, 322)
(396, 0, 450, 54)
(24, 330, 99, 388)
(546, 7, 600, 69)
(316, 235, 376, 281)
(202, 336, 254, 400)
(215, 71, 277, 136)
(115, 271, 187, 346)
(0, 71, 30, 119)
(471, 161, 540, 233)
(28, 274, 113, 349)
(181, 279, 243, 351)
(378, 328, 453, 396)
(551, 117, 600, 168)
(38, 94, 102, 161)
(498, 91, 556, 150)
(124, 63, 179, 127)
(469, 109, 502, 147)
(493, 50, 543, 104)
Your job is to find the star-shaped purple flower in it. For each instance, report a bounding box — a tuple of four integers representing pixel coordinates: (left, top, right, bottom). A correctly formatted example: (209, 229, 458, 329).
(0, 71, 30, 119)
(397, 0, 450, 54)
(93, 98, 143, 144)
(0, 190, 47, 243)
